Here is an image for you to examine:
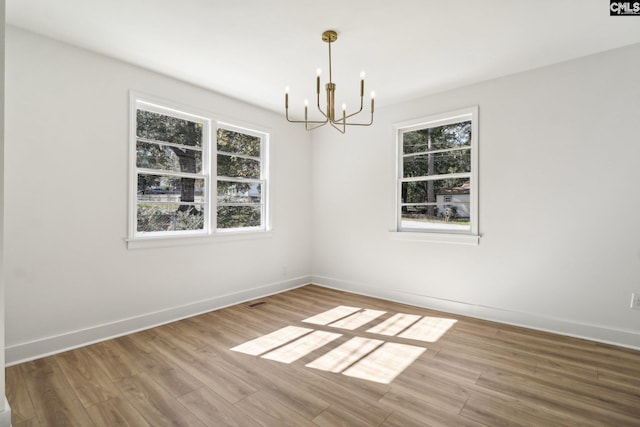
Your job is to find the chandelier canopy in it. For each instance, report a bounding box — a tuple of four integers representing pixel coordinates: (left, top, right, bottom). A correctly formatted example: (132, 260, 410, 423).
(285, 30, 375, 134)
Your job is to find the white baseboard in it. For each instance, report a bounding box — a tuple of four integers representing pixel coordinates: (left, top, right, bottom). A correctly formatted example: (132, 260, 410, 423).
(6, 276, 311, 365)
(312, 275, 640, 351)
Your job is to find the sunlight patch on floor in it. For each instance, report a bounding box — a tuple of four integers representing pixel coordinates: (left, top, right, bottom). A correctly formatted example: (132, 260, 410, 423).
(366, 313, 421, 336)
(302, 305, 361, 325)
(262, 330, 342, 364)
(306, 337, 384, 373)
(398, 317, 457, 342)
(342, 342, 426, 384)
(230, 325, 312, 356)
(328, 309, 386, 330)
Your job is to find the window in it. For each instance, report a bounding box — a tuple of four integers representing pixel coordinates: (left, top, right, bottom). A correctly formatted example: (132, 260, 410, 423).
(395, 107, 478, 238)
(216, 124, 268, 231)
(129, 94, 268, 243)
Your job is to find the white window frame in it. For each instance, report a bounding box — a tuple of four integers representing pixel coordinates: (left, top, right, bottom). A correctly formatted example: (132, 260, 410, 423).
(127, 93, 270, 249)
(391, 106, 479, 245)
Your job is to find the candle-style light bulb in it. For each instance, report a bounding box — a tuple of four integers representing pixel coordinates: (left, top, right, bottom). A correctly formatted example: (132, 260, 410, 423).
(285, 86, 289, 109)
(317, 68, 322, 76)
(304, 99, 309, 107)
(360, 71, 366, 80)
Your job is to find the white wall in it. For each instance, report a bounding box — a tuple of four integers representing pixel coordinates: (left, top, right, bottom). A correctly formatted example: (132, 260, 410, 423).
(311, 43, 640, 349)
(4, 27, 312, 363)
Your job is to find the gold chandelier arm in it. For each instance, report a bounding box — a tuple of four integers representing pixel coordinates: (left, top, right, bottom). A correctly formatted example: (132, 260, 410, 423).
(316, 91, 328, 120)
(341, 98, 364, 121)
(285, 107, 327, 124)
(306, 121, 329, 131)
(286, 90, 325, 124)
(341, 77, 366, 120)
(328, 120, 346, 134)
(333, 102, 374, 126)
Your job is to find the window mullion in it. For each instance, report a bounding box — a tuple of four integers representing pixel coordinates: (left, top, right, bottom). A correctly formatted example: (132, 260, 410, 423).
(400, 172, 471, 183)
(137, 168, 204, 180)
(137, 200, 202, 206)
(402, 146, 470, 157)
(217, 176, 262, 184)
(216, 150, 260, 161)
(137, 137, 203, 152)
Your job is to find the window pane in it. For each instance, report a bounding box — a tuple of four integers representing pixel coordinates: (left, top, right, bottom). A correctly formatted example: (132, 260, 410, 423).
(137, 203, 204, 232)
(401, 178, 470, 204)
(403, 149, 470, 178)
(137, 110, 203, 148)
(137, 174, 205, 203)
(217, 181, 261, 204)
(136, 141, 202, 173)
(401, 203, 470, 232)
(217, 154, 260, 179)
(217, 205, 261, 229)
(403, 121, 471, 154)
(217, 128, 260, 157)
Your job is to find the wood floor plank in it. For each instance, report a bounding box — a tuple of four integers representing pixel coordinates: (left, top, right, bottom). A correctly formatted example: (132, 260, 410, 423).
(410, 351, 482, 384)
(26, 379, 96, 427)
(17, 357, 96, 427)
(86, 338, 142, 382)
(142, 332, 258, 404)
(442, 329, 540, 373)
(177, 386, 262, 427)
(14, 418, 42, 427)
(380, 410, 439, 427)
(460, 389, 598, 427)
(18, 357, 73, 393)
(313, 402, 385, 427)
(112, 334, 205, 399)
(477, 368, 640, 426)
(6, 285, 640, 426)
(115, 372, 206, 427)
(390, 369, 471, 413)
(378, 388, 483, 427)
(233, 390, 318, 427)
(491, 329, 609, 372)
(85, 396, 152, 427)
(116, 334, 177, 374)
(54, 347, 121, 407)
(7, 364, 37, 424)
(596, 367, 640, 398)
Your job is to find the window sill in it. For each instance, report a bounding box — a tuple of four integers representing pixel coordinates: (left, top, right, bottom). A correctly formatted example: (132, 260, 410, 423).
(126, 230, 273, 250)
(389, 231, 479, 246)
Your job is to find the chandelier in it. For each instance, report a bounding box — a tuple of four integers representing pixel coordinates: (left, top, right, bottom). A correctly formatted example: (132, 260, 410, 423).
(285, 30, 375, 134)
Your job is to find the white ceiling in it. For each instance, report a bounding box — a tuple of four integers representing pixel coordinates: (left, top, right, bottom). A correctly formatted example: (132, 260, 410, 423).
(7, 1, 640, 113)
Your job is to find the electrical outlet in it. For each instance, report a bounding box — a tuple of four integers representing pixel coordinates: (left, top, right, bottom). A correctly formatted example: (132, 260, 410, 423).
(631, 293, 640, 310)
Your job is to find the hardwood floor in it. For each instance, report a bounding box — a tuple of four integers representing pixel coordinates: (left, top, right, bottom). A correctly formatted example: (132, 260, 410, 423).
(7, 285, 640, 426)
